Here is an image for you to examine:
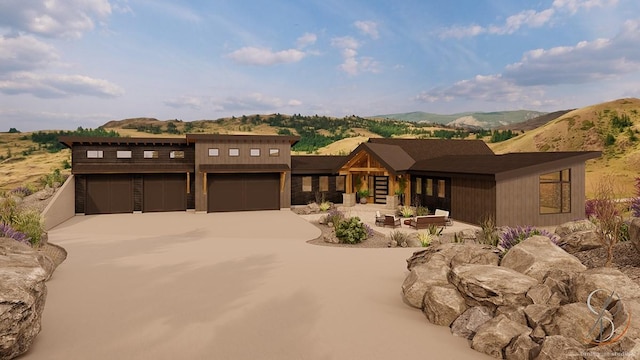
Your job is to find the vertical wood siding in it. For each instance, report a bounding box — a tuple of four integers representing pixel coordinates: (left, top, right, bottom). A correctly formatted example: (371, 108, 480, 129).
(450, 177, 496, 225)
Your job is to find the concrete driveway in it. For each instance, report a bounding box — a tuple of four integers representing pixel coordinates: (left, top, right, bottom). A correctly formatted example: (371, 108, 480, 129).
(23, 210, 487, 360)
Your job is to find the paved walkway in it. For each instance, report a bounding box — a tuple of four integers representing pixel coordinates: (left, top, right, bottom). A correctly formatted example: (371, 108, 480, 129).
(24, 210, 488, 360)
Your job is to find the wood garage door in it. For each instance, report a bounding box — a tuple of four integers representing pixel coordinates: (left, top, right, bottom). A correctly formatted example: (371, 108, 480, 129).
(208, 173, 280, 212)
(85, 174, 133, 215)
(143, 174, 187, 212)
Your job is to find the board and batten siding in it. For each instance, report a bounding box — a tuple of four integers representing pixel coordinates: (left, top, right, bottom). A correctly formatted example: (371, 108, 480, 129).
(495, 163, 587, 227)
(194, 139, 292, 212)
(450, 177, 496, 225)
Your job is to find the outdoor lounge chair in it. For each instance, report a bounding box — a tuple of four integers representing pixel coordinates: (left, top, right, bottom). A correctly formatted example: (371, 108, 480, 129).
(375, 211, 385, 226)
(434, 209, 453, 227)
(383, 214, 401, 228)
(408, 215, 446, 230)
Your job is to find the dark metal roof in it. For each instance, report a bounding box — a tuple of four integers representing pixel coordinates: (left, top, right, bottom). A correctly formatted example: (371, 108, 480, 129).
(186, 134, 299, 145)
(199, 163, 290, 173)
(364, 143, 416, 172)
(410, 151, 601, 180)
(72, 163, 194, 174)
(368, 138, 495, 161)
(59, 136, 187, 148)
(291, 155, 347, 174)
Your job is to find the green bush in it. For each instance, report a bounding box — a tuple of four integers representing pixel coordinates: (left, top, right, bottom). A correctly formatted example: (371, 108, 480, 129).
(335, 217, 368, 244)
(416, 206, 429, 216)
(12, 210, 44, 247)
(389, 230, 409, 246)
(400, 205, 414, 218)
(416, 232, 433, 247)
(0, 196, 18, 224)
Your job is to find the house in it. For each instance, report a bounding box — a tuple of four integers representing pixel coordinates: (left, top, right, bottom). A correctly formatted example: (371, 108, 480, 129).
(57, 134, 600, 227)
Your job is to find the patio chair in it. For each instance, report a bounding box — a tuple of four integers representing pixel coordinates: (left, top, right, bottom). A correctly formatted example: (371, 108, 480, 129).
(434, 209, 453, 227)
(383, 214, 401, 228)
(375, 211, 385, 227)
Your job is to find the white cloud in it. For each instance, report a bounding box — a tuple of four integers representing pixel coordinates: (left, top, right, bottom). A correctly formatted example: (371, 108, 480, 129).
(330, 36, 360, 49)
(330, 36, 379, 76)
(0, 72, 124, 98)
(288, 99, 302, 106)
(438, 0, 617, 38)
(220, 93, 289, 110)
(354, 20, 379, 39)
(226, 47, 306, 65)
(0, 0, 112, 38)
(0, 34, 59, 72)
(296, 32, 317, 48)
(164, 96, 202, 109)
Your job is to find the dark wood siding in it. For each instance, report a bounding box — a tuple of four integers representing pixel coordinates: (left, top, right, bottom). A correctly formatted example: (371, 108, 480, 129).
(75, 175, 86, 213)
(207, 173, 280, 212)
(85, 174, 134, 214)
(143, 174, 187, 212)
(450, 177, 496, 225)
(291, 175, 345, 205)
(411, 176, 452, 213)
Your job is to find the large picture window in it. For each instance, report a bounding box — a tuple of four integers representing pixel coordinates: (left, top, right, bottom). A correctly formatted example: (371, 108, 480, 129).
(540, 169, 571, 214)
(437, 180, 446, 198)
(302, 176, 312, 192)
(336, 176, 345, 192)
(425, 179, 433, 196)
(319, 176, 329, 192)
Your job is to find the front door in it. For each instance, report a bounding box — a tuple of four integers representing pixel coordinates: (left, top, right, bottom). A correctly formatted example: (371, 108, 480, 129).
(374, 176, 388, 204)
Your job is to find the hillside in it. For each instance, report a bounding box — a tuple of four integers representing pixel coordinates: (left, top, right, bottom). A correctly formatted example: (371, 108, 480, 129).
(372, 110, 546, 129)
(490, 98, 640, 196)
(497, 109, 574, 131)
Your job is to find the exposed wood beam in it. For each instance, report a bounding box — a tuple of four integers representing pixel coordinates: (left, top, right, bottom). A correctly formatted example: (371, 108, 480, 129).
(348, 167, 387, 172)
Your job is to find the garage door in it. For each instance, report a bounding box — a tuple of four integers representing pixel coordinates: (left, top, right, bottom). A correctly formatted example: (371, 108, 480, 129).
(143, 174, 187, 212)
(86, 174, 133, 215)
(208, 173, 280, 212)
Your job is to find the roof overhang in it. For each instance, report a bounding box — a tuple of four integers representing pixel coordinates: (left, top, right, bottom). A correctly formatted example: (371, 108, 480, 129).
(186, 134, 299, 145)
(199, 163, 290, 173)
(59, 136, 187, 148)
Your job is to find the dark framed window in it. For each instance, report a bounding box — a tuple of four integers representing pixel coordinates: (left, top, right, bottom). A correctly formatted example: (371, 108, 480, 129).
(319, 176, 329, 192)
(170, 151, 184, 159)
(437, 180, 446, 198)
(539, 169, 571, 214)
(426, 179, 433, 196)
(208, 148, 219, 157)
(415, 178, 422, 194)
(336, 176, 345, 192)
(87, 150, 103, 158)
(302, 176, 312, 192)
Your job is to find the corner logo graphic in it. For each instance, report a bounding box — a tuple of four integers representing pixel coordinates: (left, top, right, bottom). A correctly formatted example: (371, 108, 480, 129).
(584, 289, 631, 346)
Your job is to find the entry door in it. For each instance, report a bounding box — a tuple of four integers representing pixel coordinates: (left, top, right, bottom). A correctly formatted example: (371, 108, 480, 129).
(374, 176, 388, 204)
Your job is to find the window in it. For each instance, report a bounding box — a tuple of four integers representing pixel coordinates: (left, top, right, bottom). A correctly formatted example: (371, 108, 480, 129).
(208, 148, 219, 157)
(170, 151, 185, 159)
(415, 178, 422, 194)
(336, 176, 345, 192)
(269, 148, 280, 157)
(87, 150, 103, 158)
(144, 150, 158, 159)
(302, 176, 312, 192)
(229, 148, 239, 157)
(540, 169, 571, 214)
(250, 148, 260, 157)
(116, 150, 132, 159)
(319, 176, 329, 192)
(437, 180, 446, 198)
(426, 179, 433, 196)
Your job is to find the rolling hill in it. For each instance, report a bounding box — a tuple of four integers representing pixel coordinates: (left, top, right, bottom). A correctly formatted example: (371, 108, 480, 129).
(372, 110, 547, 129)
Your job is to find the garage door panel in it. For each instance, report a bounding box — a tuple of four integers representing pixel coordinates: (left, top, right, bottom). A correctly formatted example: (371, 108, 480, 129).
(208, 173, 280, 212)
(86, 175, 133, 215)
(143, 174, 187, 212)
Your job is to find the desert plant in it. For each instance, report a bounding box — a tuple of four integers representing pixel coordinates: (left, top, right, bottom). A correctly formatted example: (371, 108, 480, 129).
(0, 196, 18, 224)
(323, 209, 345, 229)
(590, 176, 626, 266)
(631, 177, 640, 217)
(12, 210, 44, 247)
(499, 226, 559, 253)
(363, 223, 374, 238)
(478, 214, 499, 246)
(400, 205, 414, 218)
(9, 186, 32, 198)
(389, 230, 409, 246)
(0, 222, 31, 245)
(427, 224, 443, 236)
(416, 232, 433, 247)
(318, 201, 331, 212)
(335, 217, 368, 244)
(416, 206, 429, 216)
(452, 232, 465, 244)
(40, 168, 67, 188)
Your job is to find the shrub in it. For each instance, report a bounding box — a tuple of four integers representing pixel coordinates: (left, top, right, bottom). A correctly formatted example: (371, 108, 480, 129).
(416, 206, 429, 216)
(363, 223, 374, 239)
(631, 177, 640, 217)
(427, 224, 443, 236)
(323, 209, 345, 229)
(12, 210, 44, 247)
(335, 217, 368, 244)
(478, 215, 499, 246)
(9, 186, 32, 198)
(416, 232, 433, 247)
(0, 222, 31, 245)
(499, 226, 559, 252)
(40, 168, 67, 188)
(400, 205, 414, 218)
(0, 197, 18, 224)
(319, 201, 331, 212)
(389, 230, 409, 246)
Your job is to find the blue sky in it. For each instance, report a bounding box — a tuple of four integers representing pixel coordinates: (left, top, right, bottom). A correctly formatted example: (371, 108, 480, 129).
(1, 0, 640, 131)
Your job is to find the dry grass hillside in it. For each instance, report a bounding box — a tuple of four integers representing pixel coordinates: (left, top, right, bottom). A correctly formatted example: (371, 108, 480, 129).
(490, 98, 640, 196)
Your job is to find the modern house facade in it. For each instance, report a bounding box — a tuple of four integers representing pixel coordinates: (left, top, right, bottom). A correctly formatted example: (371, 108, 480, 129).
(60, 134, 600, 227)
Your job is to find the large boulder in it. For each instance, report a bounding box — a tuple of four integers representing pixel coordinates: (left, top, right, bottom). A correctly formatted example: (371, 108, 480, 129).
(406, 243, 498, 270)
(560, 230, 602, 253)
(543, 303, 602, 344)
(471, 314, 531, 358)
(449, 264, 538, 308)
(533, 335, 585, 360)
(0, 238, 49, 360)
(450, 306, 494, 340)
(571, 267, 640, 305)
(500, 236, 586, 282)
(401, 257, 449, 308)
(629, 217, 640, 257)
(504, 334, 539, 360)
(422, 284, 468, 327)
(555, 219, 596, 237)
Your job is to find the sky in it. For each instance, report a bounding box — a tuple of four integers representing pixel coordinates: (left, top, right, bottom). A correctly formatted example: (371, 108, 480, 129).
(2, 0, 640, 131)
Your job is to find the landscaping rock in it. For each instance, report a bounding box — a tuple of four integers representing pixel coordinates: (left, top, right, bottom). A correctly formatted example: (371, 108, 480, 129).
(524, 304, 557, 329)
(542, 268, 573, 306)
(560, 230, 602, 253)
(471, 314, 531, 359)
(555, 219, 596, 238)
(533, 335, 584, 360)
(422, 284, 467, 327)
(0, 238, 49, 360)
(450, 306, 494, 340)
(500, 236, 586, 282)
(504, 334, 539, 360)
(526, 284, 552, 305)
(543, 303, 602, 344)
(401, 257, 449, 308)
(496, 306, 527, 327)
(405, 237, 422, 248)
(571, 267, 640, 305)
(449, 264, 538, 308)
(406, 243, 497, 270)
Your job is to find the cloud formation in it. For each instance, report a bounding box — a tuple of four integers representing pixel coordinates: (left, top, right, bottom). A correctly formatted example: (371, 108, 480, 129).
(0, 72, 124, 98)
(0, 35, 59, 72)
(331, 35, 380, 76)
(226, 47, 306, 66)
(354, 20, 379, 39)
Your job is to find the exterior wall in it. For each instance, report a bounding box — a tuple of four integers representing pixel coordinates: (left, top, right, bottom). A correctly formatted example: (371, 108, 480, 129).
(450, 177, 496, 225)
(291, 175, 345, 205)
(71, 144, 194, 169)
(42, 175, 76, 230)
(194, 139, 292, 211)
(495, 163, 586, 227)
